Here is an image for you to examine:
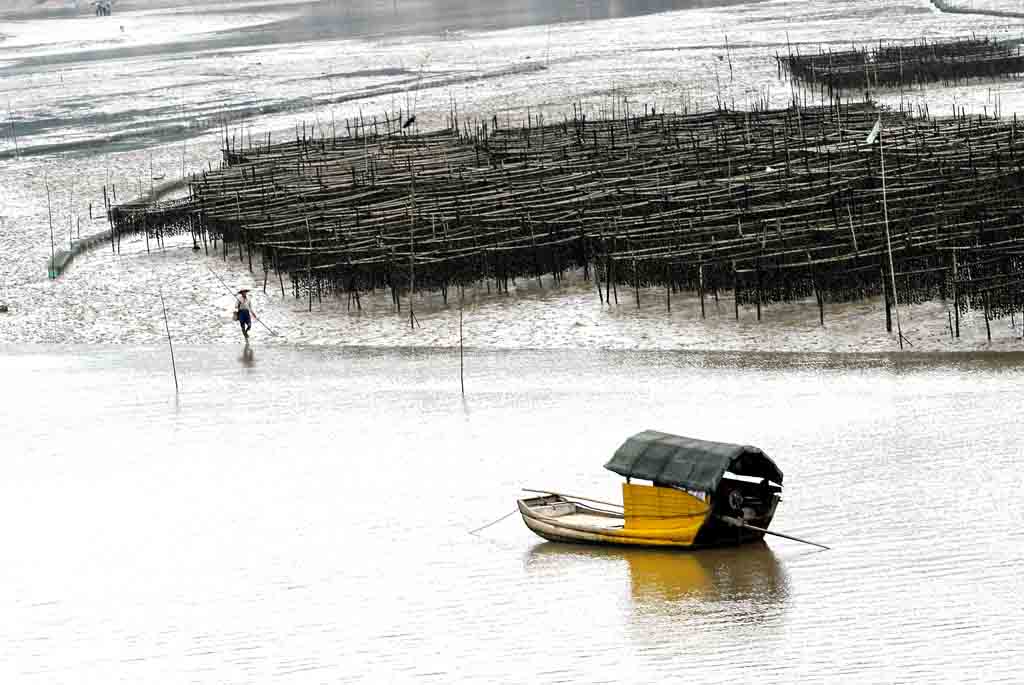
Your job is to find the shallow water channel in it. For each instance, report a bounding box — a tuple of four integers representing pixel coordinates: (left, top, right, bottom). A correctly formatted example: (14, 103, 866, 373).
(2, 344, 1022, 682)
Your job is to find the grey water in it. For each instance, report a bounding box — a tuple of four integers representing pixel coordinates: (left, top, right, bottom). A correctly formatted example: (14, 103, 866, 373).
(2, 345, 1023, 682)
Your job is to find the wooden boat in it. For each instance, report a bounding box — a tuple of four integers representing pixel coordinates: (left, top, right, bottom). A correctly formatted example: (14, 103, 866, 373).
(518, 430, 784, 549)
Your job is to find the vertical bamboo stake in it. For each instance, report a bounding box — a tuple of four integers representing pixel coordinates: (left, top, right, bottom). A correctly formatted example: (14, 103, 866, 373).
(879, 120, 904, 349)
(984, 291, 992, 343)
(811, 256, 824, 326)
(699, 263, 706, 319)
(666, 263, 672, 313)
(846, 201, 858, 251)
(952, 250, 960, 338)
(409, 161, 417, 329)
(409, 232, 416, 330)
(305, 217, 313, 313)
(46, 180, 55, 277)
(755, 259, 762, 322)
(605, 254, 612, 304)
(733, 262, 740, 321)
(236, 192, 243, 262)
(105, 185, 114, 254)
(611, 261, 619, 305)
(68, 183, 74, 250)
(459, 289, 465, 397)
(632, 251, 640, 309)
(881, 265, 892, 333)
(6, 99, 18, 158)
(158, 287, 179, 394)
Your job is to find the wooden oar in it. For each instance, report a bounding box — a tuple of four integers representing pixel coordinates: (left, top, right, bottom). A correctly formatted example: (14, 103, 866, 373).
(719, 515, 830, 550)
(522, 488, 624, 509)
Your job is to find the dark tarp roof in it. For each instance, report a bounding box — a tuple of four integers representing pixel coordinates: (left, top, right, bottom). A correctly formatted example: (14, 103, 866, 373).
(603, 430, 784, 493)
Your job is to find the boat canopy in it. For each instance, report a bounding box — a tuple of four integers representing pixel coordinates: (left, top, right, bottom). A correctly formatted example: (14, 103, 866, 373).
(603, 430, 784, 493)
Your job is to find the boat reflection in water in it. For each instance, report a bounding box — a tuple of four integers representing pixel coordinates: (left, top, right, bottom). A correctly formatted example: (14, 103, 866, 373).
(525, 541, 788, 622)
(626, 543, 786, 608)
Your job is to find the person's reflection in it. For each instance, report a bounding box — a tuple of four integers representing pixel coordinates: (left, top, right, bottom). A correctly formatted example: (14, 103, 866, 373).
(240, 342, 255, 368)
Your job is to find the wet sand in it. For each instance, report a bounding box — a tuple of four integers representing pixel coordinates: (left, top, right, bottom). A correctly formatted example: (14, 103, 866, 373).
(0, 230, 1020, 352)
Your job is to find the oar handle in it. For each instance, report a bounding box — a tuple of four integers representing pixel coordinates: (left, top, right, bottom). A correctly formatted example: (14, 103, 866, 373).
(719, 515, 830, 550)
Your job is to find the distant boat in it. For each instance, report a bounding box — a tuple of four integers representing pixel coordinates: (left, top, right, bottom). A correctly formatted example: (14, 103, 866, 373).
(518, 430, 785, 549)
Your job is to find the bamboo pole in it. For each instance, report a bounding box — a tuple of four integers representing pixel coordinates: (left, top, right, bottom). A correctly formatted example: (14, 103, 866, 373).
(46, 180, 55, 277)
(305, 216, 313, 313)
(952, 251, 960, 338)
(522, 488, 623, 509)
(7, 99, 18, 159)
(459, 289, 465, 397)
(718, 515, 830, 550)
(879, 120, 905, 350)
(158, 287, 179, 394)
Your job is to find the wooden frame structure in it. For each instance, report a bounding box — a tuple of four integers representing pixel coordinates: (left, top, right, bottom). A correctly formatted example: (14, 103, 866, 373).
(108, 100, 1024, 339)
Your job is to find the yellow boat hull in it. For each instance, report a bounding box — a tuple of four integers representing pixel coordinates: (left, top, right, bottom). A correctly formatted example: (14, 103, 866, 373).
(520, 509, 705, 548)
(519, 483, 776, 549)
(518, 486, 710, 549)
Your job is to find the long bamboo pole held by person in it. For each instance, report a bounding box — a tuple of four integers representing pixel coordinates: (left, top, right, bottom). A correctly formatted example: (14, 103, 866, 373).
(204, 263, 279, 336)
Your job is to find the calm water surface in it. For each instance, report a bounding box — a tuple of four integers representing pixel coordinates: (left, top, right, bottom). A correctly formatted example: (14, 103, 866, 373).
(2, 345, 1022, 682)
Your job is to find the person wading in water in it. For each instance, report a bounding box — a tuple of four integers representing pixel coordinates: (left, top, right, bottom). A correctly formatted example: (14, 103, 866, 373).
(235, 289, 253, 341)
